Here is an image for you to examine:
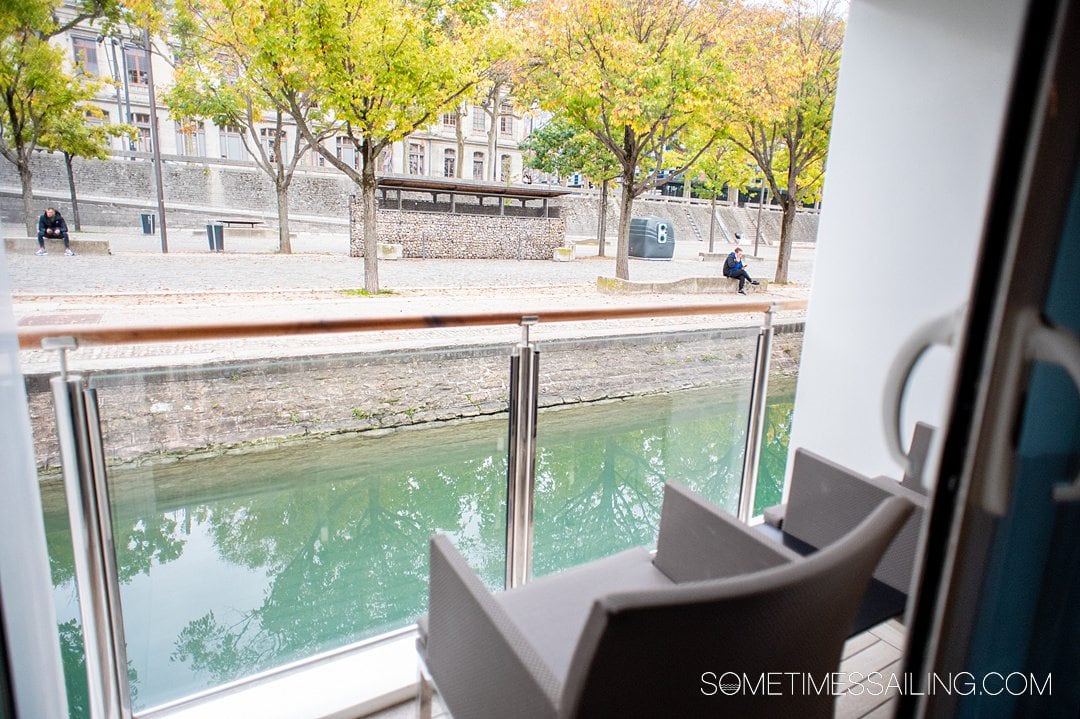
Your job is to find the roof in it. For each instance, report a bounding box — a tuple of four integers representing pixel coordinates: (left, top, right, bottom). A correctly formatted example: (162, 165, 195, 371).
(375, 174, 571, 199)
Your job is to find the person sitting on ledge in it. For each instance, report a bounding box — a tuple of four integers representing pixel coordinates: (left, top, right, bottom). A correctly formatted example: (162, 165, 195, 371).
(722, 246, 759, 294)
(37, 207, 72, 256)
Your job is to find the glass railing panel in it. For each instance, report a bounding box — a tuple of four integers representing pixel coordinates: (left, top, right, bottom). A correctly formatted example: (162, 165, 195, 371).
(531, 326, 760, 578)
(753, 322, 805, 517)
(37, 343, 511, 714)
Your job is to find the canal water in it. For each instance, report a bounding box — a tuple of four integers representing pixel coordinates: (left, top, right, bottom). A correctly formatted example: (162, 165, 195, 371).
(41, 385, 795, 715)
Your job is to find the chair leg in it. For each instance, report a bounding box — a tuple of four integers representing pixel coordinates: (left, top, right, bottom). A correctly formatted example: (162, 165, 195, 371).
(417, 663, 434, 719)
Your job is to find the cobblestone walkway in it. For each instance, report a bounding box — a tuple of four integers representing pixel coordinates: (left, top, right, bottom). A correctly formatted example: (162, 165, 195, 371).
(7, 237, 814, 374)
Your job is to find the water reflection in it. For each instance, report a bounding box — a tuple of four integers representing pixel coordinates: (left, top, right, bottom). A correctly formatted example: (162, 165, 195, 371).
(42, 387, 793, 714)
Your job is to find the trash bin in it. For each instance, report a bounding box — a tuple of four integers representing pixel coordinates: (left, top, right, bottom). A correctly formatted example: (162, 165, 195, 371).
(205, 223, 224, 252)
(629, 216, 675, 259)
(140, 212, 156, 235)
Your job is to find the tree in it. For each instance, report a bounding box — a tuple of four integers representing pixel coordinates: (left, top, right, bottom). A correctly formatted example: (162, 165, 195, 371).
(517, 0, 734, 279)
(167, 0, 335, 254)
(40, 105, 134, 231)
(521, 117, 619, 255)
(728, 0, 843, 283)
(673, 130, 756, 252)
(285, 0, 492, 292)
(0, 0, 151, 236)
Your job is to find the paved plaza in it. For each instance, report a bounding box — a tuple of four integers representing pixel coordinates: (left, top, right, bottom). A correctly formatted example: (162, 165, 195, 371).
(6, 228, 814, 374)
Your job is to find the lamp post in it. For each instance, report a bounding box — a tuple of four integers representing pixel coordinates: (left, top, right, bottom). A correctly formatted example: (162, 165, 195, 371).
(142, 28, 168, 253)
(754, 178, 764, 257)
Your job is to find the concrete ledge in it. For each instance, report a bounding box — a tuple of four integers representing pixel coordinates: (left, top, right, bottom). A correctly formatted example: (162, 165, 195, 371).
(552, 246, 574, 262)
(597, 275, 768, 294)
(5, 237, 111, 255)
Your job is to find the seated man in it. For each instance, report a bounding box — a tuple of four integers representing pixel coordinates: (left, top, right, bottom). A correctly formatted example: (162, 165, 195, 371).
(37, 206, 72, 256)
(722, 246, 759, 294)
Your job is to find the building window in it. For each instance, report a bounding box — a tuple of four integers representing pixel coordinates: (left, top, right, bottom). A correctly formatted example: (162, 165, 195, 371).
(176, 120, 206, 157)
(72, 37, 99, 76)
(499, 102, 514, 135)
(441, 113, 457, 128)
(408, 141, 425, 175)
(380, 148, 393, 174)
(124, 46, 149, 87)
(472, 151, 484, 180)
(220, 124, 247, 160)
(472, 107, 485, 132)
(336, 136, 359, 170)
(500, 154, 512, 182)
(259, 127, 288, 163)
(443, 148, 456, 178)
(132, 113, 152, 152)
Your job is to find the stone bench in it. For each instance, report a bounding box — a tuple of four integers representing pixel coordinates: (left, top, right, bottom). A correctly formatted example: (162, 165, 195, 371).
(4, 236, 111, 255)
(719, 276, 769, 293)
(597, 275, 769, 294)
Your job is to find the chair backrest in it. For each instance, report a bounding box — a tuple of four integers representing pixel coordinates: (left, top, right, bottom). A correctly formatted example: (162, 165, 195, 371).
(784, 448, 926, 594)
(558, 496, 914, 718)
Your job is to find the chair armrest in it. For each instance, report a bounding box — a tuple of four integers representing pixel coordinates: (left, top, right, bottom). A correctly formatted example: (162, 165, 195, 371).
(425, 534, 560, 717)
(763, 502, 787, 528)
(653, 482, 801, 583)
(784, 449, 927, 593)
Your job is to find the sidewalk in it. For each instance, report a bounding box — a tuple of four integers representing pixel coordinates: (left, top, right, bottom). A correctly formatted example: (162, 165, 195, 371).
(8, 232, 813, 374)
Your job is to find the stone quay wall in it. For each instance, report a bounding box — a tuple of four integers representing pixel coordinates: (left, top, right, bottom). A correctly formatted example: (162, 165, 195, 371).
(351, 198, 567, 259)
(25, 325, 803, 471)
(1, 152, 818, 245)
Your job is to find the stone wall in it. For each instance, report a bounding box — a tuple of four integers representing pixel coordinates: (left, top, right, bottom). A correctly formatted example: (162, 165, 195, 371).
(25, 325, 803, 471)
(353, 199, 567, 259)
(0, 152, 817, 243)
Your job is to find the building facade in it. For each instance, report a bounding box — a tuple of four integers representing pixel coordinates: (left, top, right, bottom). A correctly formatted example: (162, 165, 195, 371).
(55, 8, 534, 185)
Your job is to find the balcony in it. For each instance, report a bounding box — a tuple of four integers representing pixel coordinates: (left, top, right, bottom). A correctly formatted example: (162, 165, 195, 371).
(17, 301, 834, 718)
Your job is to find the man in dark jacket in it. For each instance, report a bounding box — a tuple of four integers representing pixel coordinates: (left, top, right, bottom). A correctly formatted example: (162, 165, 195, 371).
(722, 247, 759, 294)
(37, 207, 72, 256)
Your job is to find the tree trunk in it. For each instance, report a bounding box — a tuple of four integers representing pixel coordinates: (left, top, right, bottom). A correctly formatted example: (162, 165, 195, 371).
(487, 121, 498, 182)
(275, 181, 292, 254)
(775, 198, 796, 284)
(708, 192, 716, 253)
(64, 153, 81, 231)
(455, 105, 466, 178)
(360, 139, 380, 293)
(597, 179, 609, 257)
(615, 170, 634, 280)
(19, 161, 35, 237)
(486, 89, 500, 182)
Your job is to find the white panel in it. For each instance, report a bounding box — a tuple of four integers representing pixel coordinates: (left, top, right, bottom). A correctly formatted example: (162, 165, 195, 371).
(0, 227, 68, 716)
(788, 0, 1029, 483)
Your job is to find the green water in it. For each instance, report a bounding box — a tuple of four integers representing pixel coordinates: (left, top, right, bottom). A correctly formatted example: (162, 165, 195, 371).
(42, 386, 794, 715)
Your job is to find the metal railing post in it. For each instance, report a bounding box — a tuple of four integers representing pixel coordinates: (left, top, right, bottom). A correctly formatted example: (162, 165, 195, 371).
(738, 306, 776, 524)
(47, 339, 131, 719)
(505, 316, 540, 589)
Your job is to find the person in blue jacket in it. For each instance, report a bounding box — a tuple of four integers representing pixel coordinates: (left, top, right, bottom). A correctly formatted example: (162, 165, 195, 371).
(722, 246, 759, 294)
(37, 207, 72, 255)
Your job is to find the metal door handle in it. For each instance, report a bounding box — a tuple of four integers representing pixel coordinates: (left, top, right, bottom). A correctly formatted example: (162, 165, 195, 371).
(1025, 320, 1080, 502)
(883, 307, 966, 477)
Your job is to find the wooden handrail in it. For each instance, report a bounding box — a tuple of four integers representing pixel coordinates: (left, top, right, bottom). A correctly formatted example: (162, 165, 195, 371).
(16, 299, 808, 350)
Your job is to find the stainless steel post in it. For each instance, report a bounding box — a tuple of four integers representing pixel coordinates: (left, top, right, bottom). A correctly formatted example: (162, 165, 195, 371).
(50, 373, 130, 719)
(505, 316, 540, 589)
(738, 306, 776, 523)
